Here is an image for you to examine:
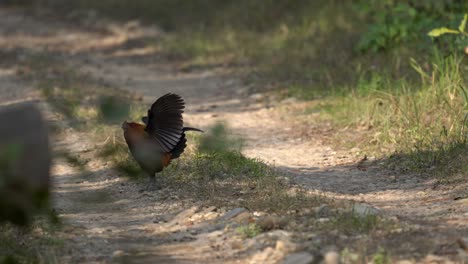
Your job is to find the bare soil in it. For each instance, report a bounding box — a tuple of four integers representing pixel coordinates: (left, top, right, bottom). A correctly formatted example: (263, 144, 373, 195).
(0, 7, 466, 264)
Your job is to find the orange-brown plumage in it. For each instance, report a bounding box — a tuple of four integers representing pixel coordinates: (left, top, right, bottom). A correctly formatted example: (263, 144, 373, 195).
(122, 93, 203, 190)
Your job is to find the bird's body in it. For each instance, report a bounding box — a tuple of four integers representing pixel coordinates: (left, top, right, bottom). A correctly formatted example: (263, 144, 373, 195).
(122, 93, 202, 190)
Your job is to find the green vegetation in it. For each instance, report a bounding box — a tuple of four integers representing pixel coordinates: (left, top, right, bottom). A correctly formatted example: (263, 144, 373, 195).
(198, 122, 244, 154)
(327, 211, 380, 235)
(28, 0, 467, 179)
(8, 1, 465, 260)
(312, 52, 466, 176)
(236, 223, 262, 239)
(372, 248, 391, 264)
(162, 123, 322, 213)
(0, 221, 63, 264)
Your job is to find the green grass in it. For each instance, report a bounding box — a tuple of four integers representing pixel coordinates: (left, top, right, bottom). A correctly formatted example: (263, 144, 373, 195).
(235, 223, 262, 239)
(29, 0, 466, 180)
(0, 220, 63, 264)
(302, 53, 467, 178)
(372, 248, 391, 264)
(328, 212, 380, 236)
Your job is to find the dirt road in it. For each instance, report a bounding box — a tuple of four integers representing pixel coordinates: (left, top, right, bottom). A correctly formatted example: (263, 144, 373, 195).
(0, 7, 466, 263)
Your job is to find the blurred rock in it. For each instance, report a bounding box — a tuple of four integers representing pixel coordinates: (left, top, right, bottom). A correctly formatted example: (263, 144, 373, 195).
(221, 207, 248, 221)
(257, 215, 288, 231)
(282, 252, 314, 264)
(314, 204, 330, 217)
(249, 93, 264, 101)
(0, 103, 51, 226)
(352, 203, 380, 217)
(249, 247, 276, 263)
(232, 211, 252, 224)
(324, 251, 340, 264)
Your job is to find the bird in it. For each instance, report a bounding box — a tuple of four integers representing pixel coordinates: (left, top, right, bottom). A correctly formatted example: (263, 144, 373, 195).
(122, 93, 203, 190)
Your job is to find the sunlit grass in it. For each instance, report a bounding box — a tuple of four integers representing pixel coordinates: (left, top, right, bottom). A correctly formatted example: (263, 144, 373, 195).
(297, 53, 467, 178)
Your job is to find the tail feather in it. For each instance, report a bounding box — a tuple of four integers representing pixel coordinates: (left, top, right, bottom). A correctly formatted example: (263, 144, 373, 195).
(170, 133, 187, 159)
(183, 127, 204, 133)
(170, 127, 203, 159)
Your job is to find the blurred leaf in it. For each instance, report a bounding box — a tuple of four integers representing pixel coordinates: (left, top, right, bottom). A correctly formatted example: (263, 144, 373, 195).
(428, 27, 460, 37)
(458, 14, 467, 33)
(198, 122, 244, 154)
(98, 96, 130, 124)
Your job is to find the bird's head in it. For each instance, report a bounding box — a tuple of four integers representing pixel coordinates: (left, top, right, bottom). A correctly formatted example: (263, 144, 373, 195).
(122, 121, 146, 133)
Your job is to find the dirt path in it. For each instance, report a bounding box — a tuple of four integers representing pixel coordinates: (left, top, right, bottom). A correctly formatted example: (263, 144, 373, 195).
(65, 8, 467, 231)
(1, 7, 467, 263)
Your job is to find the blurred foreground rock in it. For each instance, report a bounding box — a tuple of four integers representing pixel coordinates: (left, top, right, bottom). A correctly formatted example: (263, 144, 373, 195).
(0, 103, 51, 226)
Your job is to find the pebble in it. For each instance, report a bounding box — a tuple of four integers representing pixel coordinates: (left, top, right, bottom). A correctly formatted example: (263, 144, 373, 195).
(275, 239, 297, 253)
(281, 252, 314, 264)
(112, 250, 125, 258)
(221, 208, 248, 221)
(352, 203, 380, 217)
(314, 204, 330, 217)
(249, 93, 264, 101)
(231, 240, 243, 250)
(324, 251, 340, 264)
(232, 211, 252, 224)
(249, 247, 275, 263)
(281, 97, 298, 104)
(257, 215, 288, 231)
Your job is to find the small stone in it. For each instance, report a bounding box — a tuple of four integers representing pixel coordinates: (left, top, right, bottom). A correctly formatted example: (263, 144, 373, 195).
(275, 239, 297, 253)
(455, 198, 468, 205)
(324, 251, 340, 264)
(282, 252, 314, 264)
(112, 250, 125, 258)
(350, 147, 360, 152)
(424, 254, 449, 263)
(458, 237, 468, 250)
(231, 240, 243, 250)
(281, 97, 298, 104)
(232, 211, 252, 224)
(167, 206, 199, 226)
(352, 203, 380, 217)
(249, 93, 264, 101)
(258, 215, 288, 231)
(221, 208, 248, 221)
(204, 211, 218, 219)
(204, 206, 217, 212)
(250, 247, 275, 263)
(314, 204, 330, 217)
(258, 215, 275, 231)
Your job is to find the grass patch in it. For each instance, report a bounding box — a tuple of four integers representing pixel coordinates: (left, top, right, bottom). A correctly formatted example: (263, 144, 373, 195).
(236, 223, 262, 239)
(372, 248, 391, 264)
(0, 219, 63, 264)
(32, 1, 466, 180)
(327, 212, 380, 236)
(58, 150, 88, 171)
(25, 52, 147, 178)
(295, 52, 467, 178)
(161, 123, 323, 213)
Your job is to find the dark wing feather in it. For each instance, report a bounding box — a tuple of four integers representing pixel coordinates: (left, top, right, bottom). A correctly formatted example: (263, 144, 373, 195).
(170, 133, 187, 159)
(145, 93, 185, 153)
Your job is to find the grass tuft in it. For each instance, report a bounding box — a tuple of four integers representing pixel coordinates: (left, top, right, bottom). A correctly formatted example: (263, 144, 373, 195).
(236, 223, 262, 239)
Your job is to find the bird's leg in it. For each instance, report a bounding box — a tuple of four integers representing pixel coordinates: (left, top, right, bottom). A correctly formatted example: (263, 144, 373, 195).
(146, 174, 160, 191)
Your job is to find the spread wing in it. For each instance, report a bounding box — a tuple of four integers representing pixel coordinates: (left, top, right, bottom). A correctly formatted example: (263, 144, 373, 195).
(144, 93, 185, 153)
